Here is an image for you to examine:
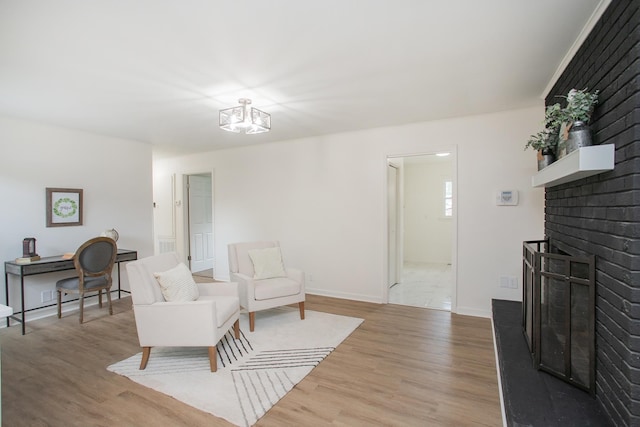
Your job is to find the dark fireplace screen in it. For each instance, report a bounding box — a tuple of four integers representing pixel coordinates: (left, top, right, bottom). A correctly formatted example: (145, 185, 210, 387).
(523, 240, 596, 394)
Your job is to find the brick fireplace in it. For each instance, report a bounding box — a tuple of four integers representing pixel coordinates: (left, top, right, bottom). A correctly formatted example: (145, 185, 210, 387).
(543, 1, 639, 425)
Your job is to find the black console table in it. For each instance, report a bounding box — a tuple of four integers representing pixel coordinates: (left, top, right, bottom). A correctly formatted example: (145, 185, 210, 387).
(4, 249, 137, 335)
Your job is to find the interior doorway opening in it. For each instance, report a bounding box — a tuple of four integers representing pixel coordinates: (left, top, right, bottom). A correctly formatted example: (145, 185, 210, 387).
(386, 152, 456, 311)
(185, 173, 214, 276)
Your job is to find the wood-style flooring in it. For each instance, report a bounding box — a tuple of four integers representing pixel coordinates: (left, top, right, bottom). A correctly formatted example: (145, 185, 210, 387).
(0, 293, 502, 426)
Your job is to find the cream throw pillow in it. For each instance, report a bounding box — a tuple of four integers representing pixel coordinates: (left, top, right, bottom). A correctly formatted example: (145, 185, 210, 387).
(248, 247, 287, 279)
(153, 263, 199, 302)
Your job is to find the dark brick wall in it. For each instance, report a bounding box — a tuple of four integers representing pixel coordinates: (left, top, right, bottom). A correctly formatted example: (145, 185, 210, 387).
(544, 1, 640, 425)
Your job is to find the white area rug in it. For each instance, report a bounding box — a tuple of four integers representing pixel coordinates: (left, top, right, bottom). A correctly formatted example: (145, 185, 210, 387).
(108, 308, 363, 426)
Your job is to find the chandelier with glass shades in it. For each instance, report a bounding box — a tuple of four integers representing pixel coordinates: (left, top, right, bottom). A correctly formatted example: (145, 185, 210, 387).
(219, 98, 271, 134)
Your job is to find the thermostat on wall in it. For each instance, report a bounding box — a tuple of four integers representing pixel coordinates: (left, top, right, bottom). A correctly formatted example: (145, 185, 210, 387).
(496, 190, 518, 206)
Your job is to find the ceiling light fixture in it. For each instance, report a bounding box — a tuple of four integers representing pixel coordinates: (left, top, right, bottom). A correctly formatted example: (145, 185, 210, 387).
(219, 98, 271, 134)
(436, 152, 450, 157)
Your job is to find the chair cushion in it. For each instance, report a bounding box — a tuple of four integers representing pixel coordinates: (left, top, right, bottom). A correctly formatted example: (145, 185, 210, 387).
(229, 241, 278, 276)
(254, 277, 301, 301)
(153, 263, 199, 302)
(129, 252, 180, 305)
(248, 247, 287, 279)
(199, 295, 239, 327)
(56, 276, 108, 291)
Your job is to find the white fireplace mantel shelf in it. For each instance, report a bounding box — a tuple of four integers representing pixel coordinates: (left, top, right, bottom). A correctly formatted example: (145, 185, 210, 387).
(532, 144, 615, 188)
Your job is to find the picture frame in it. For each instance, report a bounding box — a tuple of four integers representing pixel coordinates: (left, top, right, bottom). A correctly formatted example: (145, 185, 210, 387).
(46, 188, 83, 227)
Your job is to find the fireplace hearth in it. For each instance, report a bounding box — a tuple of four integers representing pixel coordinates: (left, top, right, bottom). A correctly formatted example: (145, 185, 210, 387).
(493, 299, 611, 426)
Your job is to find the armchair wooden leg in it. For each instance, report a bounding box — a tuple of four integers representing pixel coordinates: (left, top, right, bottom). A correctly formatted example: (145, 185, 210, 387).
(249, 312, 255, 332)
(98, 290, 103, 308)
(208, 346, 217, 372)
(140, 347, 151, 370)
(299, 301, 305, 320)
(57, 290, 62, 319)
(233, 319, 240, 339)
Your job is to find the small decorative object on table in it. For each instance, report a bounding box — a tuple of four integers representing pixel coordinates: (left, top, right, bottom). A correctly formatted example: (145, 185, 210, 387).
(15, 237, 41, 264)
(22, 238, 38, 257)
(100, 228, 119, 242)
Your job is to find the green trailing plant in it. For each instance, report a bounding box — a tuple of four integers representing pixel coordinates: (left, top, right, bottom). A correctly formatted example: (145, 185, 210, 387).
(560, 88, 599, 125)
(525, 128, 556, 152)
(525, 103, 562, 153)
(525, 88, 599, 151)
(554, 88, 599, 143)
(543, 103, 563, 132)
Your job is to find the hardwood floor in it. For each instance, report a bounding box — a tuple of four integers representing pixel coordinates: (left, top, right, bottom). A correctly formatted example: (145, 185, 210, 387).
(0, 294, 502, 426)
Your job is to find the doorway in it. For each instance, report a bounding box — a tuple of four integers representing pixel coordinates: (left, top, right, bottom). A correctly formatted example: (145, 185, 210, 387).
(185, 173, 214, 276)
(386, 153, 455, 311)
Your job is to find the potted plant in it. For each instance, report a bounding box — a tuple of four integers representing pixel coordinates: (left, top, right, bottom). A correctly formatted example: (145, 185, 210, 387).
(525, 103, 562, 170)
(558, 88, 599, 156)
(526, 129, 557, 170)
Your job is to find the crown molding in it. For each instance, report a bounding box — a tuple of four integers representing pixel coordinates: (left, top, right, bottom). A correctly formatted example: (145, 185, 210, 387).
(542, 0, 612, 99)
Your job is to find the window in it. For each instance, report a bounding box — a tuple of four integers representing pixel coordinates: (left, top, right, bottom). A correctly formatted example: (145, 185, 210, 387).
(444, 180, 453, 217)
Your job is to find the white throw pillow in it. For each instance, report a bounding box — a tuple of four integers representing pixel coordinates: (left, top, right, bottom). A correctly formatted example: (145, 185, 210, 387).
(248, 247, 287, 279)
(153, 263, 200, 302)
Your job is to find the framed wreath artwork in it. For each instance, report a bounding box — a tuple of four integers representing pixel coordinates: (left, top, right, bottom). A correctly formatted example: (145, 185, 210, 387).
(46, 188, 83, 227)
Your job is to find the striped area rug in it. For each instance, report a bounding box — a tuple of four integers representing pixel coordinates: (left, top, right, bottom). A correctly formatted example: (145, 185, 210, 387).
(108, 307, 363, 426)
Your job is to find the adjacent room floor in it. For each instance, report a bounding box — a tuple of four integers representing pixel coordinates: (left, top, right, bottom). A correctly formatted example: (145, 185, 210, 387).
(192, 268, 214, 279)
(389, 262, 452, 310)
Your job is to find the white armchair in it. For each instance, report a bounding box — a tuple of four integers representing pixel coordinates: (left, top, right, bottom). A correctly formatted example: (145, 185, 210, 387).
(228, 241, 305, 332)
(126, 252, 240, 372)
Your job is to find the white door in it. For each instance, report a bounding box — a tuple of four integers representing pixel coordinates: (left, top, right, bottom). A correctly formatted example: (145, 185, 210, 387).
(187, 174, 213, 273)
(388, 164, 400, 287)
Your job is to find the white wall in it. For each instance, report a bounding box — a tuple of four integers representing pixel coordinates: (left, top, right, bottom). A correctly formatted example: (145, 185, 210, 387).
(403, 159, 453, 264)
(0, 116, 154, 319)
(154, 105, 546, 317)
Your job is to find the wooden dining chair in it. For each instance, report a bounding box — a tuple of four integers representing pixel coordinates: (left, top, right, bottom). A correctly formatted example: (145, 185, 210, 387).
(56, 236, 117, 323)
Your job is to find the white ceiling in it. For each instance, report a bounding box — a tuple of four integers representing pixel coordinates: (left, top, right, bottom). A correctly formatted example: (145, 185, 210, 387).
(0, 0, 604, 158)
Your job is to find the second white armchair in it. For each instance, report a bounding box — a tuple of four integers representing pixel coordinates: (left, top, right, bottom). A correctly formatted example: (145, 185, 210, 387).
(228, 241, 305, 332)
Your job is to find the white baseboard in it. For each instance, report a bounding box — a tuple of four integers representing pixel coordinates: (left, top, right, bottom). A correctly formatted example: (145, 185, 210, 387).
(0, 292, 131, 328)
(306, 287, 383, 304)
(454, 305, 491, 318)
(307, 290, 493, 317)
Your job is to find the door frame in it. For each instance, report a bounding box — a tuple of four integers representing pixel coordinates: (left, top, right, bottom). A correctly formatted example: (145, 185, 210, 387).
(383, 148, 458, 313)
(387, 162, 401, 288)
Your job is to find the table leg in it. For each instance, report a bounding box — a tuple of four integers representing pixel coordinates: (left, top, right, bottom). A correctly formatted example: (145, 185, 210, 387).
(117, 262, 121, 299)
(20, 276, 25, 335)
(4, 272, 9, 328)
